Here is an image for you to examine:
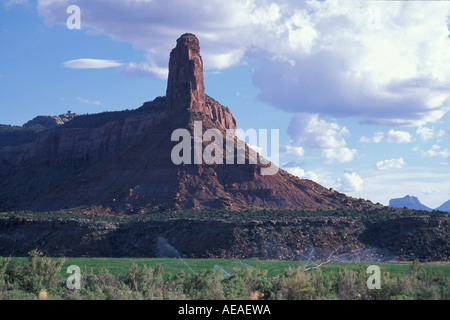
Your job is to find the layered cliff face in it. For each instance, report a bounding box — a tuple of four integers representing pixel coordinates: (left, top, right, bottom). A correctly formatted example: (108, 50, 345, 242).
(0, 33, 372, 214)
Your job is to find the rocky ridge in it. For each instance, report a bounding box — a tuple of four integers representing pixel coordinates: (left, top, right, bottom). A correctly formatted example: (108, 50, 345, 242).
(0, 215, 447, 261)
(23, 111, 81, 129)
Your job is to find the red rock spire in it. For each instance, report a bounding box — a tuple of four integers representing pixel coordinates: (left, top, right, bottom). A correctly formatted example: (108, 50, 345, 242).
(166, 33, 206, 114)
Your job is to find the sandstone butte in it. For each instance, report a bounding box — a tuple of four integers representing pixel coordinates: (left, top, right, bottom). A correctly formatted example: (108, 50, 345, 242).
(0, 33, 374, 214)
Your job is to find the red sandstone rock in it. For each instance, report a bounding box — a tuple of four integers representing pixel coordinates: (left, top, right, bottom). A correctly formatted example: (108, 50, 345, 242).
(166, 33, 206, 114)
(0, 33, 373, 214)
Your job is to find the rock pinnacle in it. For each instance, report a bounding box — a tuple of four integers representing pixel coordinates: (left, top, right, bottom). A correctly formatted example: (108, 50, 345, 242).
(166, 33, 206, 114)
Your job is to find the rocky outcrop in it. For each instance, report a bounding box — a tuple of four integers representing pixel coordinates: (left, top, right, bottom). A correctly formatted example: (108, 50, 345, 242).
(0, 216, 448, 261)
(205, 95, 237, 131)
(165, 33, 235, 130)
(360, 217, 450, 261)
(0, 217, 118, 257)
(23, 111, 81, 130)
(0, 33, 373, 213)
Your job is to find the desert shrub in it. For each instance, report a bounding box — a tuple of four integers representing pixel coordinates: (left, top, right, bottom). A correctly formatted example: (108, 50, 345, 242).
(275, 267, 315, 300)
(411, 268, 446, 300)
(368, 271, 403, 300)
(309, 268, 334, 299)
(3, 259, 23, 288)
(220, 267, 271, 300)
(222, 269, 250, 300)
(336, 268, 358, 300)
(162, 272, 187, 300)
(1, 289, 37, 300)
(122, 263, 170, 299)
(409, 260, 426, 278)
(367, 261, 448, 300)
(246, 269, 270, 300)
(20, 250, 65, 294)
(182, 270, 225, 300)
(0, 257, 10, 289)
(331, 266, 369, 300)
(442, 279, 450, 300)
(80, 268, 131, 300)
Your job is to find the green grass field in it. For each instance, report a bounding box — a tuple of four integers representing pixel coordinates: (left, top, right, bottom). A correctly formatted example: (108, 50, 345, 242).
(7, 257, 450, 279)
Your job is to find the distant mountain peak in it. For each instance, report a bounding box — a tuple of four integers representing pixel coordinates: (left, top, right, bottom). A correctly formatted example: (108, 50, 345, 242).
(436, 199, 450, 212)
(389, 195, 432, 211)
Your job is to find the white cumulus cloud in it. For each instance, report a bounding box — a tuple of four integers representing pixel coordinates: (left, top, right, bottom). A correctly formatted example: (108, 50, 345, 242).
(280, 144, 305, 158)
(284, 166, 319, 183)
(288, 114, 356, 164)
(360, 131, 384, 144)
(338, 172, 364, 193)
(252, 1, 450, 126)
(376, 157, 406, 171)
(385, 130, 412, 144)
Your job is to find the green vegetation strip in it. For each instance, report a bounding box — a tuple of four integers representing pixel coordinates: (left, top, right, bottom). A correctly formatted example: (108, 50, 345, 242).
(6, 257, 450, 278)
(1, 206, 449, 224)
(2, 253, 449, 300)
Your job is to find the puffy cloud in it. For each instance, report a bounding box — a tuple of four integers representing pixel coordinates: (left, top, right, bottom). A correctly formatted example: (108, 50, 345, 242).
(288, 114, 356, 164)
(32, 0, 450, 125)
(321, 148, 356, 165)
(252, 1, 450, 126)
(385, 130, 412, 144)
(62, 59, 123, 69)
(338, 172, 363, 192)
(284, 166, 319, 183)
(280, 144, 305, 158)
(416, 127, 434, 142)
(416, 126, 445, 142)
(360, 131, 384, 144)
(376, 157, 406, 171)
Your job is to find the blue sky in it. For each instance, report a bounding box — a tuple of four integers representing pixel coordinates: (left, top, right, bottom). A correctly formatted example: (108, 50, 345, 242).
(1, 0, 450, 208)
